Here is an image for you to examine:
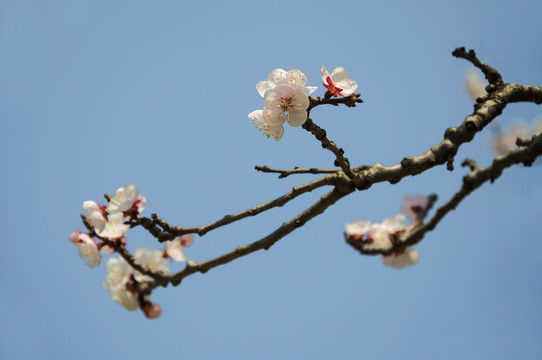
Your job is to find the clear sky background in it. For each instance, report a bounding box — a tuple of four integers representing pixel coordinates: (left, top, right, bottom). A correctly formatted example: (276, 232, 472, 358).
(1, 1, 541, 359)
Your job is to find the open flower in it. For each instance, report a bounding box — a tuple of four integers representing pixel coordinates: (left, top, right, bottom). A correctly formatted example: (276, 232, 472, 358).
(69, 230, 101, 268)
(103, 247, 168, 311)
(83, 200, 107, 234)
(262, 85, 309, 127)
(321, 66, 358, 97)
(106, 184, 146, 216)
(96, 212, 130, 240)
(256, 68, 317, 97)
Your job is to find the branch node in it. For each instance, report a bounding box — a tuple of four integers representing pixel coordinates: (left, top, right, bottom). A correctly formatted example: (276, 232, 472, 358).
(446, 155, 455, 171)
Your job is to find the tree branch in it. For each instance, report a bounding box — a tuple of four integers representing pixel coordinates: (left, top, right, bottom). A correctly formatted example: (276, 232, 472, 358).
(349, 131, 542, 256)
(254, 165, 341, 178)
(136, 173, 341, 241)
(308, 93, 364, 109)
(166, 182, 355, 286)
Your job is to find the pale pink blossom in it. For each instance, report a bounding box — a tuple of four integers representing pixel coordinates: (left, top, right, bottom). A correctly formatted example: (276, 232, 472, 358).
(256, 68, 317, 97)
(69, 230, 101, 268)
(382, 247, 419, 269)
(164, 234, 194, 262)
(103, 248, 168, 311)
(103, 257, 133, 293)
(262, 85, 309, 127)
(106, 184, 146, 216)
(82, 200, 107, 234)
(321, 66, 358, 97)
(400, 194, 429, 223)
(345, 220, 372, 239)
(132, 247, 169, 283)
(378, 214, 406, 233)
(96, 212, 129, 240)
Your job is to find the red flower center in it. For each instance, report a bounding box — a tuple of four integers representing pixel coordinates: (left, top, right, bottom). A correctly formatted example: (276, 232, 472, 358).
(323, 76, 343, 97)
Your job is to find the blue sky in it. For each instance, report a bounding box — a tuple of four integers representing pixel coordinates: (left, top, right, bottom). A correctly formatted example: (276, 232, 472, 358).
(1, 1, 541, 359)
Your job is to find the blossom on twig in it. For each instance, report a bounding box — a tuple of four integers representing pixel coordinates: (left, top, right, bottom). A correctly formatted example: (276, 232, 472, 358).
(256, 68, 317, 97)
(69, 230, 101, 268)
(164, 234, 194, 262)
(103, 247, 168, 313)
(321, 66, 358, 98)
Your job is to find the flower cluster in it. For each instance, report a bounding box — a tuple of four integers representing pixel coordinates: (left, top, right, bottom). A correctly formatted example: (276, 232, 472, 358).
(345, 194, 429, 269)
(103, 247, 168, 318)
(249, 68, 317, 141)
(70, 184, 194, 319)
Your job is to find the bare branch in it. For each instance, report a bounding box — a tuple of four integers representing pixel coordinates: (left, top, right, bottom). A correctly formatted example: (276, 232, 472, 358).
(254, 165, 342, 178)
(308, 93, 364, 109)
(302, 117, 357, 180)
(452, 47, 503, 86)
(167, 183, 355, 286)
(136, 173, 341, 241)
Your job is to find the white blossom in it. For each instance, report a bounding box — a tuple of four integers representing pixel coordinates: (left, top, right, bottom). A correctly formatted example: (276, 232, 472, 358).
(106, 184, 146, 216)
(133, 247, 169, 283)
(262, 85, 309, 127)
(382, 247, 419, 269)
(82, 200, 107, 234)
(164, 234, 194, 262)
(103, 247, 168, 311)
(69, 231, 101, 268)
(96, 212, 129, 240)
(400, 194, 429, 223)
(345, 219, 372, 238)
(321, 66, 358, 97)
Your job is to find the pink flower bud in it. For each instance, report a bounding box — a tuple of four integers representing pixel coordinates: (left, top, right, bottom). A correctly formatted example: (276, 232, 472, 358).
(143, 303, 162, 319)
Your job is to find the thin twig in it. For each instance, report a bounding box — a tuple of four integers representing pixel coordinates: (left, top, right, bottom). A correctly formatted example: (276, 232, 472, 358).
(254, 165, 341, 178)
(166, 183, 355, 286)
(302, 117, 357, 180)
(136, 173, 341, 241)
(308, 93, 364, 110)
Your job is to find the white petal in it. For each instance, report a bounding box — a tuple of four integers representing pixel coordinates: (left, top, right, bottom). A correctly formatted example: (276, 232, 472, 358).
(256, 81, 275, 97)
(304, 86, 318, 95)
(287, 110, 307, 127)
(165, 240, 187, 262)
(345, 220, 371, 236)
(268, 124, 284, 141)
(330, 67, 349, 83)
(382, 248, 419, 269)
(321, 66, 330, 83)
(262, 107, 285, 125)
(83, 201, 99, 213)
(248, 110, 263, 121)
(267, 68, 289, 85)
(336, 80, 358, 96)
(381, 214, 406, 233)
(287, 69, 308, 87)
